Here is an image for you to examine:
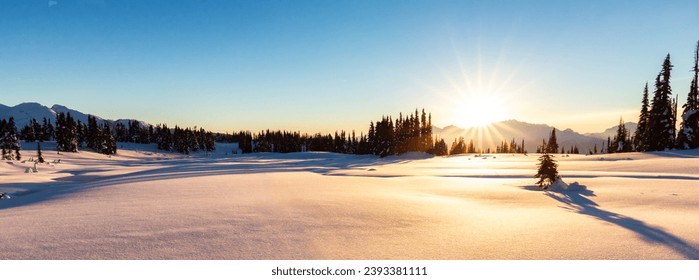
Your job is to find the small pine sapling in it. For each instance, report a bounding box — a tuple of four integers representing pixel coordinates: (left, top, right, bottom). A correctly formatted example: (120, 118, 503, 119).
(37, 143, 45, 163)
(535, 152, 559, 189)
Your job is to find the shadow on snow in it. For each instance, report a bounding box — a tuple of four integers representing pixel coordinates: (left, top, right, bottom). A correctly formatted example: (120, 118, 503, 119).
(543, 187, 699, 259)
(0, 153, 412, 211)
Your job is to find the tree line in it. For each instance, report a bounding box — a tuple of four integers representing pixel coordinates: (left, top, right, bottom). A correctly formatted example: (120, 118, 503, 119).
(7, 112, 216, 157)
(214, 109, 437, 157)
(609, 41, 699, 153)
(4, 108, 545, 159)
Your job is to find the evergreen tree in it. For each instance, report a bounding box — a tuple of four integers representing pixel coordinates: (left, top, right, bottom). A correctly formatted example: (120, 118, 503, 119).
(37, 142, 45, 163)
(14, 145, 21, 161)
(55, 112, 78, 152)
(611, 118, 631, 153)
(41, 117, 53, 141)
(648, 54, 676, 151)
(32, 118, 43, 142)
(87, 115, 100, 150)
(546, 128, 558, 153)
(100, 124, 117, 155)
(432, 138, 448, 156)
(20, 123, 36, 142)
(449, 137, 467, 155)
(0, 118, 21, 160)
(677, 41, 699, 150)
(467, 139, 476, 154)
(634, 83, 651, 151)
(534, 152, 558, 189)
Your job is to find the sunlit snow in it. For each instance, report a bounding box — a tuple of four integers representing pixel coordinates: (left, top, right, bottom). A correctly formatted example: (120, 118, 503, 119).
(2, 142, 699, 259)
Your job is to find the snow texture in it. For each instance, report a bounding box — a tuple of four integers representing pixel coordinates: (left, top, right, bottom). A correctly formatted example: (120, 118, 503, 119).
(2, 142, 699, 259)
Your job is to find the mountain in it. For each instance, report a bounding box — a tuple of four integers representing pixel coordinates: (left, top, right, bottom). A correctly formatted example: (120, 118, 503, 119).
(0, 102, 57, 128)
(433, 119, 612, 154)
(585, 122, 638, 140)
(0, 102, 149, 129)
(2, 102, 630, 154)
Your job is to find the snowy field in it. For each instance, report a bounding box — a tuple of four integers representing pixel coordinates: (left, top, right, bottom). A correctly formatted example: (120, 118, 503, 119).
(1, 142, 699, 260)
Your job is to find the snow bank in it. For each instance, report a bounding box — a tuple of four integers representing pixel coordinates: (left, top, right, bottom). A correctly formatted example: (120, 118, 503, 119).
(547, 177, 587, 192)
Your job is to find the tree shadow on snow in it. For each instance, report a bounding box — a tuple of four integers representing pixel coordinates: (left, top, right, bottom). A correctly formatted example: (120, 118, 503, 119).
(0, 154, 414, 211)
(543, 187, 699, 259)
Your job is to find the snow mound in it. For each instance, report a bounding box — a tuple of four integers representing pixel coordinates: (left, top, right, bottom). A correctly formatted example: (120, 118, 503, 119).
(547, 177, 587, 192)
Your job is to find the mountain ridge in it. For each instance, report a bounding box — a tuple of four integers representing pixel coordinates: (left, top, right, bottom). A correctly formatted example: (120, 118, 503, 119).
(0, 102, 148, 129)
(2, 102, 632, 153)
(433, 119, 636, 154)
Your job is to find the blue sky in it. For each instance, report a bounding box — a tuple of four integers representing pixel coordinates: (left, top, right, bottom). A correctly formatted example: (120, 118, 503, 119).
(1, 0, 698, 133)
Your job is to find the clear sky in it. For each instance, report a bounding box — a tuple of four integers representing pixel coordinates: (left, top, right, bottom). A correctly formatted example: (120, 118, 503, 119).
(1, 0, 698, 134)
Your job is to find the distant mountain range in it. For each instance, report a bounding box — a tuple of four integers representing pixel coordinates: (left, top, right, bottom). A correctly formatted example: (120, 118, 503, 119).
(0, 102, 147, 129)
(432, 119, 637, 154)
(1, 102, 634, 153)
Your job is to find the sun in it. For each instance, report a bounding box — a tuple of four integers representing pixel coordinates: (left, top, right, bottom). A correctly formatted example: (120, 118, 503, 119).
(453, 91, 509, 128)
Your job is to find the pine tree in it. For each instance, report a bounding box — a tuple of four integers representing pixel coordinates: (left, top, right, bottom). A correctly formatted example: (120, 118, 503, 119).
(32, 118, 43, 142)
(634, 83, 651, 151)
(648, 54, 676, 151)
(546, 128, 558, 153)
(14, 145, 21, 161)
(1, 118, 21, 160)
(37, 142, 45, 163)
(449, 137, 467, 155)
(677, 41, 699, 150)
(55, 112, 78, 152)
(467, 139, 476, 154)
(432, 138, 448, 156)
(100, 124, 117, 155)
(612, 118, 630, 153)
(534, 152, 558, 189)
(41, 117, 53, 141)
(87, 115, 100, 150)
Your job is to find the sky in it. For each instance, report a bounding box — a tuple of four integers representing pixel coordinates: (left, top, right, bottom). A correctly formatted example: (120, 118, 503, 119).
(1, 0, 699, 134)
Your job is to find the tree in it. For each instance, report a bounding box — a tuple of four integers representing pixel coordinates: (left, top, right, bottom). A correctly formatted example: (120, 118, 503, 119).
(37, 142, 45, 163)
(467, 139, 476, 154)
(41, 117, 53, 141)
(87, 115, 100, 150)
(14, 145, 21, 161)
(634, 83, 651, 151)
(546, 128, 558, 153)
(1, 117, 20, 160)
(611, 118, 630, 153)
(535, 152, 558, 189)
(55, 112, 78, 152)
(449, 137, 466, 155)
(99, 124, 117, 155)
(648, 54, 676, 151)
(677, 41, 699, 150)
(432, 138, 448, 156)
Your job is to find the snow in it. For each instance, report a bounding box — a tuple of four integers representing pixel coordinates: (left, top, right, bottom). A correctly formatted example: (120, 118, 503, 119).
(547, 177, 587, 192)
(2, 145, 699, 259)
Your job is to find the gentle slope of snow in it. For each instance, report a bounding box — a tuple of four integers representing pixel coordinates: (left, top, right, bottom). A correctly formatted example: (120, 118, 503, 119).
(2, 145, 699, 259)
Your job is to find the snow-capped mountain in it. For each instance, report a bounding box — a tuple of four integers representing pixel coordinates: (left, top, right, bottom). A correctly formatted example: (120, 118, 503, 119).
(0, 102, 149, 129)
(2, 102, 626, 154)
(433, 119, 614, 153)
(0, 102, 57, 128)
